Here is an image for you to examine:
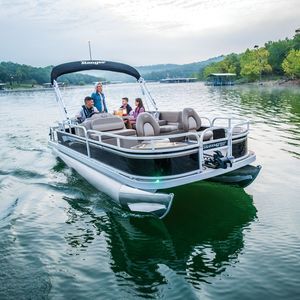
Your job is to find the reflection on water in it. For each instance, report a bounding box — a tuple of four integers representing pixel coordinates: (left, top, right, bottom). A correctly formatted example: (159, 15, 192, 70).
(207, 86, 300, 160)
(64, 181, 256, 297)
(1, 84, 300, 299)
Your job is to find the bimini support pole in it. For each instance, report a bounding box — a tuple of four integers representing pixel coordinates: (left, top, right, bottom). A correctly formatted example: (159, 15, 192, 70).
(138, 78, 158, 111)
(53, 80, 69, 122)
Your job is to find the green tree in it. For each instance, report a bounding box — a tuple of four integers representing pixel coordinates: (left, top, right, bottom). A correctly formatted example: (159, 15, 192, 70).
(265, 38, 293, 75)
(202, 54, 240, 78)
(220, 53, 240, 75)
(282, 49, 300, 79)
(240, 48, 272, 81)
(293, 32, 300, 50)
(203, 62, 223, 78)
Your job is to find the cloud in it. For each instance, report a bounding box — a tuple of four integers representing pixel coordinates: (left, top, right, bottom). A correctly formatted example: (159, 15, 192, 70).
(0, 0, 299, 66)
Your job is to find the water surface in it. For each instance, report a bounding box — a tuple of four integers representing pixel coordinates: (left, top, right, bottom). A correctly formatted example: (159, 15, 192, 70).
(0, 83, 300, 299)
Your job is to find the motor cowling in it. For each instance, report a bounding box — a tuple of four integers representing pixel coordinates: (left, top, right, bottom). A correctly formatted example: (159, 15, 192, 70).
(204, 151, 234, 169)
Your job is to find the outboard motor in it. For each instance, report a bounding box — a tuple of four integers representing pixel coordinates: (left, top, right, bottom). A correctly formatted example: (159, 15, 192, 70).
(204, 151, 234, 169)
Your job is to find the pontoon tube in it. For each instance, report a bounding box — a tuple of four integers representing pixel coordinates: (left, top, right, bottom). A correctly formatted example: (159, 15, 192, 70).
(52, 148, 174, 218)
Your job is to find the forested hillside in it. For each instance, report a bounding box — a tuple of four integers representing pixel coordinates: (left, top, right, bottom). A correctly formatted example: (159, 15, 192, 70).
(0, 62, 103, 85)
(200, 33, 300, 81)
(138, 57, 223, 80)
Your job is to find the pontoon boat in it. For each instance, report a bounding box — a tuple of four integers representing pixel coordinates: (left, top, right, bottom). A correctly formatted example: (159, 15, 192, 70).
(48, 60, 261, 218)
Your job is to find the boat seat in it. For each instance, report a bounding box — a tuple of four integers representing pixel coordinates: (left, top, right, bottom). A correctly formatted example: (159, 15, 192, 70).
(89, 128, 136, 141)
(232, 126, 247, 135)
(158, 119, 167, 126)
(75, 113, 120, 137)
(76, 114, 136, 144)
(136, 112, 186, 145)
(91, 115, 125, 132)
(136, 112, 160, 136)
(75, 119, 92, 137)
(159, 124, 178, 133)
(198, 130, 214, 141)
(182, 107, 213, 141)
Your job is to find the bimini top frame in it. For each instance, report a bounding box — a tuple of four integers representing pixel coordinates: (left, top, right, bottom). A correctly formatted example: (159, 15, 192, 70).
(51, 60, 142, 83)
(51, 59, 158, 121)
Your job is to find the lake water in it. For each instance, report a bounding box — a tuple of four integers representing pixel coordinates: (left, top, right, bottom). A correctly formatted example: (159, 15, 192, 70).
(0, 83, 300, 299)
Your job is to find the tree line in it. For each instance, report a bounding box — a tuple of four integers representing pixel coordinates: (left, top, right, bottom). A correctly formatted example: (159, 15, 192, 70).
(0, 62, 104, 85)
(200, 33, 300, 81)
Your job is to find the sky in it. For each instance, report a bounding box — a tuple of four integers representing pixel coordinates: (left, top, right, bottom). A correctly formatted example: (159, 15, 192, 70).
(0, 0, 299, 67)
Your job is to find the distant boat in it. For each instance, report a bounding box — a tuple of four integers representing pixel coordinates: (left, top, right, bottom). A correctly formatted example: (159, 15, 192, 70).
(206, 73, 236, 86)
(160, 77, 197, 83)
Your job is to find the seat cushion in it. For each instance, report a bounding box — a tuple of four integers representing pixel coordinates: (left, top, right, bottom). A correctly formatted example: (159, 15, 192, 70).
(188, 130, 213, 141)
(91, 116, 124, 132)
(232, 126, 246, 135)
(75, 119, 92, 137)
(107, 129, 136, 136)
(182, 108, 202, 131)
(90, 128, 136, 141)
(199, 130, 213, 141)
(158, 119, 167, 126)
(136, 113, 160, 136)
(159, 125, 178, 133)
(159, 111, 182, 123)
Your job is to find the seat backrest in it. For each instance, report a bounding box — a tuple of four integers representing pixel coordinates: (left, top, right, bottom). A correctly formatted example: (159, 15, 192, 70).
(136, 112, 160, 136)
(75, 119, 92, 137)
(159, 111, 182, 123)
(182, 108, 201, 131)
(91, 115, 125, 132)
(159, 111, 183, 129)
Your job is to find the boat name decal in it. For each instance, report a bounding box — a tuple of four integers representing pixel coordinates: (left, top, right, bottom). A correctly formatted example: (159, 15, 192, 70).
(203, 141, 228, 150)
(81, 61, 106, 65)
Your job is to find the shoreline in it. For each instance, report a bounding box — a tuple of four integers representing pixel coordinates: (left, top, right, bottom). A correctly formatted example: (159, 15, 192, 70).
(245, 79, 300, 87)
(1, 79, 299, 93)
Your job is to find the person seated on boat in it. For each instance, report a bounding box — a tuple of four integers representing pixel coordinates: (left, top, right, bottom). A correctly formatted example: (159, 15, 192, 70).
(125, 98, 145, 129)
(76, 96, 99, 123)
(120, 97, 132, 115)
(91, 81, 108, 113)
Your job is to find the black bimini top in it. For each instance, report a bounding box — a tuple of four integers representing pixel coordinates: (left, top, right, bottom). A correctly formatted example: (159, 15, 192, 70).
(51, 60, 141, 84)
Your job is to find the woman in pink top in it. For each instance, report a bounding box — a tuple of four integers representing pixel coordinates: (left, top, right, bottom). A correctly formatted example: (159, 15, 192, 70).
(126, 98, 145, 129)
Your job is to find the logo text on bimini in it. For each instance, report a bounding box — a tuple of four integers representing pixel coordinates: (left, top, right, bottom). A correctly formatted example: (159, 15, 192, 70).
(81, 61, 106, 65)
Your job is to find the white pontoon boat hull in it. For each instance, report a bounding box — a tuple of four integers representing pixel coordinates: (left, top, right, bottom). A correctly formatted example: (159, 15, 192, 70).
(52, 147, 174, 218)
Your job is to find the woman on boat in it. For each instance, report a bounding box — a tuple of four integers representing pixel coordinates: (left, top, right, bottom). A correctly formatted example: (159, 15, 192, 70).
(91, 82, 108, 113)
(126, 98, 145, 129)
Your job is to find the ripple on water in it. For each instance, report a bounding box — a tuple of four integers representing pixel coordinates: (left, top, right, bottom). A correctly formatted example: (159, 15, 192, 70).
(0, 84, 300, 299)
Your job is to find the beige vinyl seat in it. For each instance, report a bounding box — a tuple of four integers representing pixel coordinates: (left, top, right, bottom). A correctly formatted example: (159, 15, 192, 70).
(157, 111, 184, 134)
(136, 112, 186, 145)
(75, 113, 136, 147)
(182, 108, 213, 141)
(136, 112, 160, 137)
(136, 112, 190, 145)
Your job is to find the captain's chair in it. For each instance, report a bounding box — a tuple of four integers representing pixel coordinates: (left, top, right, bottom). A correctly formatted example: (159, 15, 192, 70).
(136, 112, 160, 137)
(182, 108, 213, 141)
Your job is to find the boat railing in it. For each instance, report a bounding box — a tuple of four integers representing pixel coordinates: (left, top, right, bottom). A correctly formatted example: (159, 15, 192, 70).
(198, 116, 212, 127)
(212, 117, 249, 130)
(51, 118, 249, 174)
(86, 129, 201, 152)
